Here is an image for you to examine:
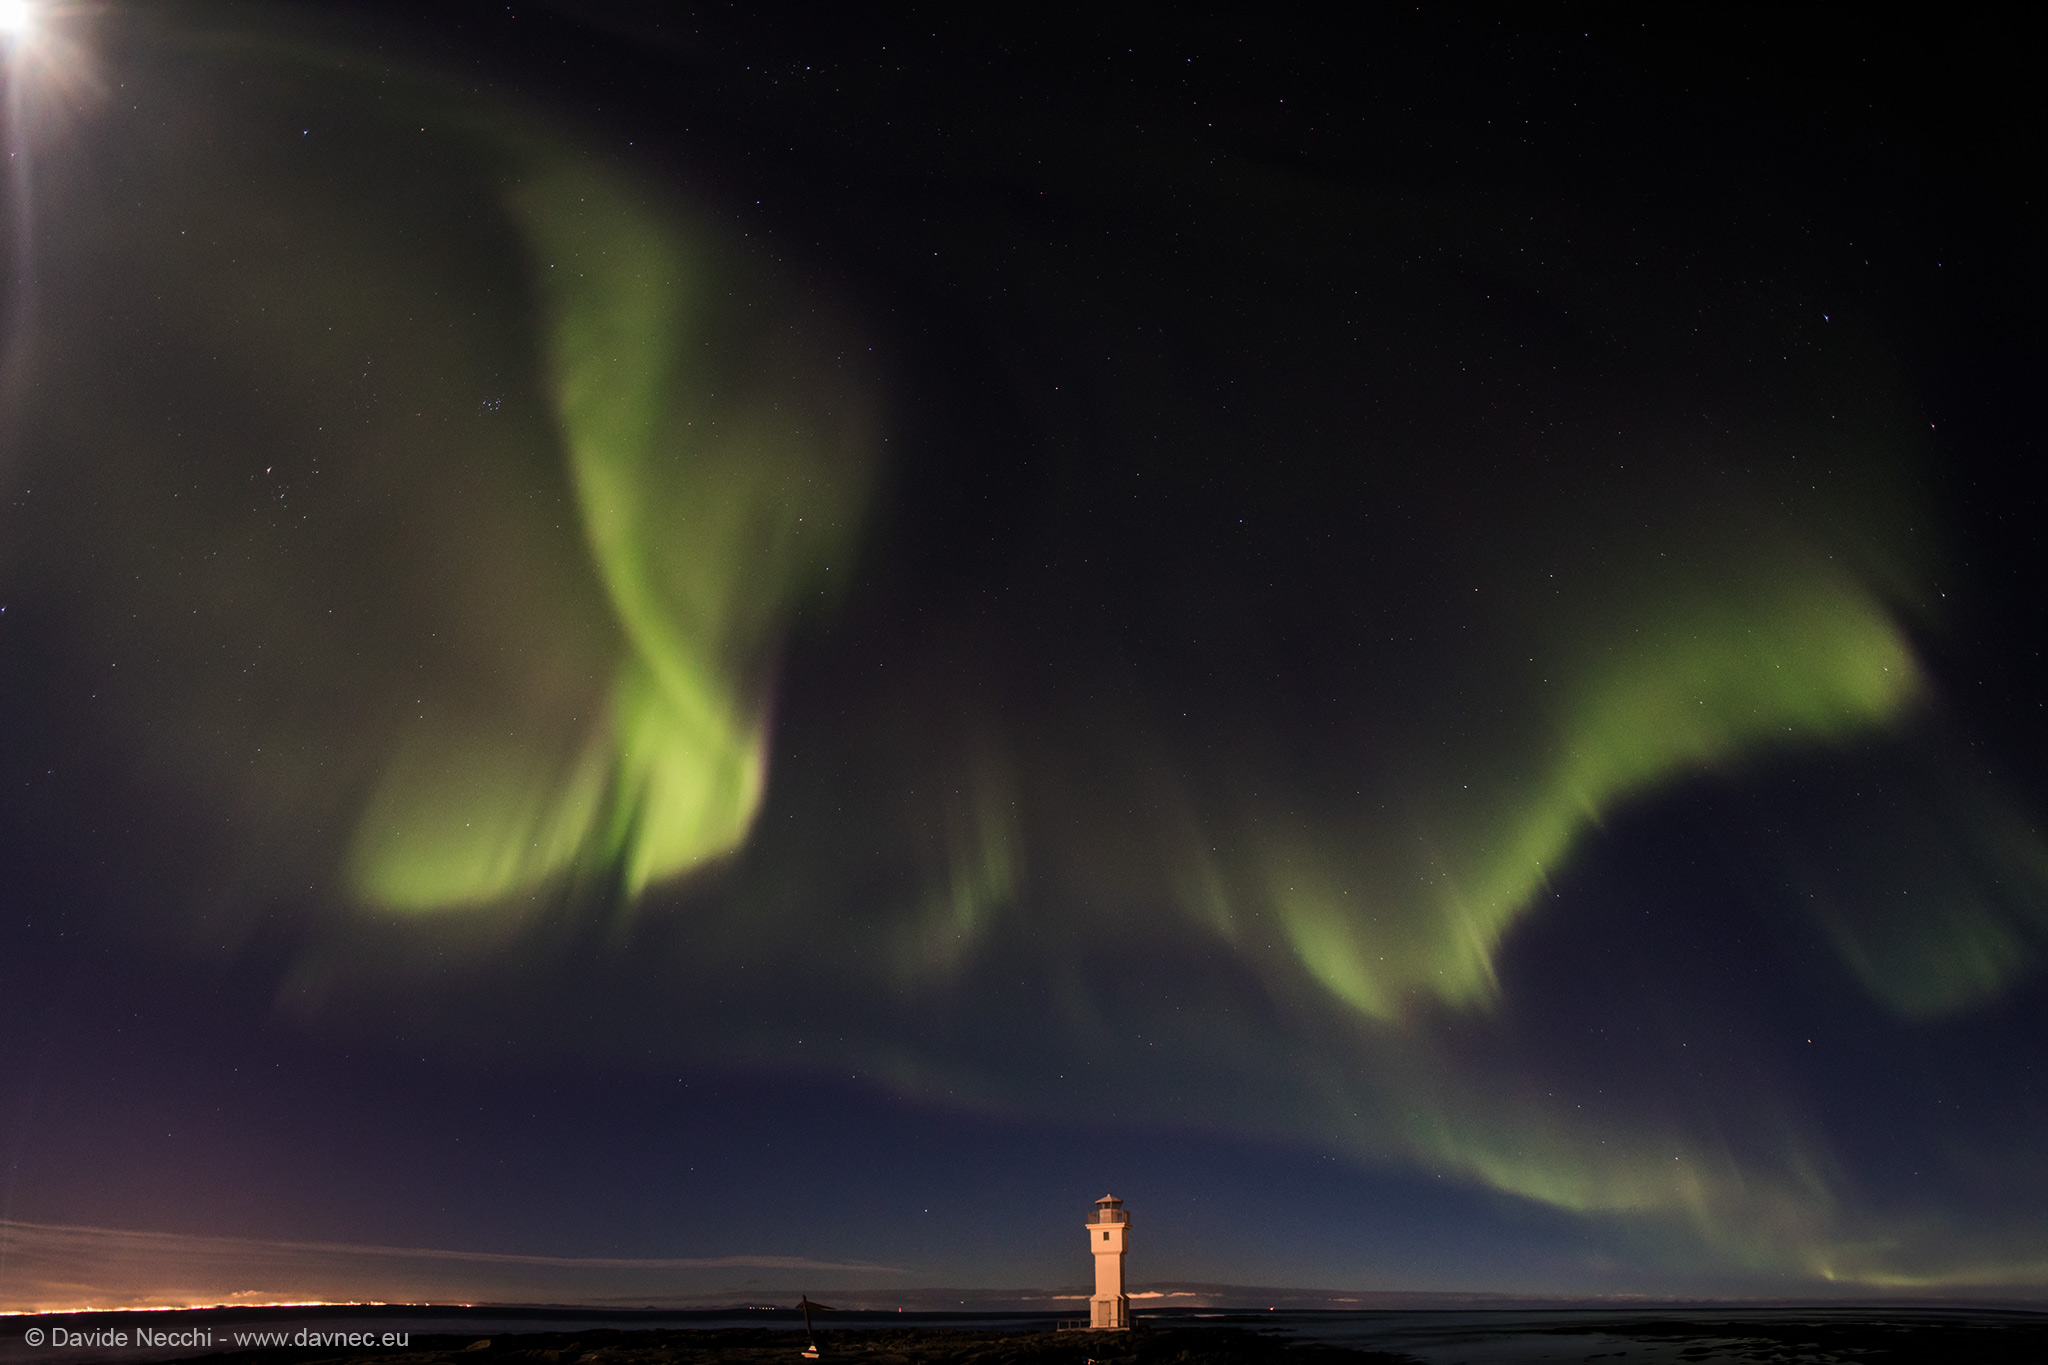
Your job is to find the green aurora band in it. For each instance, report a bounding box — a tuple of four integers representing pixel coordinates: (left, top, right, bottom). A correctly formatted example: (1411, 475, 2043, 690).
(348, 156, 874, 910)
(1260, 555, 1924, 1020)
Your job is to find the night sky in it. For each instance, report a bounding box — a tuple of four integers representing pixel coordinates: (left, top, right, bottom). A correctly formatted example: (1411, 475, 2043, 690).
(4, 1, 2048, 1311)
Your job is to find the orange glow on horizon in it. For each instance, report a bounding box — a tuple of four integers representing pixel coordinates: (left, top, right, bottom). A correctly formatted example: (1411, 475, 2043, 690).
(0, 1301, 407, 1317)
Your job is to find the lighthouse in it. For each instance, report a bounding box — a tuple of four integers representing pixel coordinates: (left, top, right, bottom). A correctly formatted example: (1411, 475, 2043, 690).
(1086, 1194, 1131, 1330)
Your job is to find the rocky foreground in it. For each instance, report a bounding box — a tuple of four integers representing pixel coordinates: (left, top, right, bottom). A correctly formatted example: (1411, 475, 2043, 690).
(155, 1313, 2048, 1365)
(170, 1328, 1412, 1365)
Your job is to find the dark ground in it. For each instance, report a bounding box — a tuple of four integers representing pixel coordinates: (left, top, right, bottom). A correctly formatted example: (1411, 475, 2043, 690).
(1513, 1312, 2048, 1362)
(167, 1326, 1409, 1365)
(173, 1330, 1411, 1365)
(160, 1318, 2048, 1365)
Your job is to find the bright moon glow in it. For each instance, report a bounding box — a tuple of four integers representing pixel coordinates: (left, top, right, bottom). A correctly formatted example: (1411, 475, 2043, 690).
(0, 0, 34, 37)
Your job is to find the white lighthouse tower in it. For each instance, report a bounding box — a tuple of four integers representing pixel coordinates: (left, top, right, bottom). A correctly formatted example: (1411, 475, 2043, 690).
(1087, 1193, 1131, 1330)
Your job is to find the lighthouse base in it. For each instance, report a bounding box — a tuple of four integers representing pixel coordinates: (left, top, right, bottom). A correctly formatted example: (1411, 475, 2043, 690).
(1089, 1296, 1130, 1331)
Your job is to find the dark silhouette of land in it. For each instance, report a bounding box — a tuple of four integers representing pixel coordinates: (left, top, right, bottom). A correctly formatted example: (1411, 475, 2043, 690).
(163, 1327, 1409, 1365)
(144, 1313, 2048, 1365)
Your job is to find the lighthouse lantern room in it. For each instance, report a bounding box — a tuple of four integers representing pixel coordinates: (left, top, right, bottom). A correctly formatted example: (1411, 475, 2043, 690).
(1087, 1194, 1131, 1330)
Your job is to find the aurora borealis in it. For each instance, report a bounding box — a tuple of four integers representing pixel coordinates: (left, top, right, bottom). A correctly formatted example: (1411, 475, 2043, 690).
(4, 2, 2048, 1311)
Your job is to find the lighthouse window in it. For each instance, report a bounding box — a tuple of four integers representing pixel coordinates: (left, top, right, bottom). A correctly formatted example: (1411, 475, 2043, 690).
(1102, 1231, 1109, 1240)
